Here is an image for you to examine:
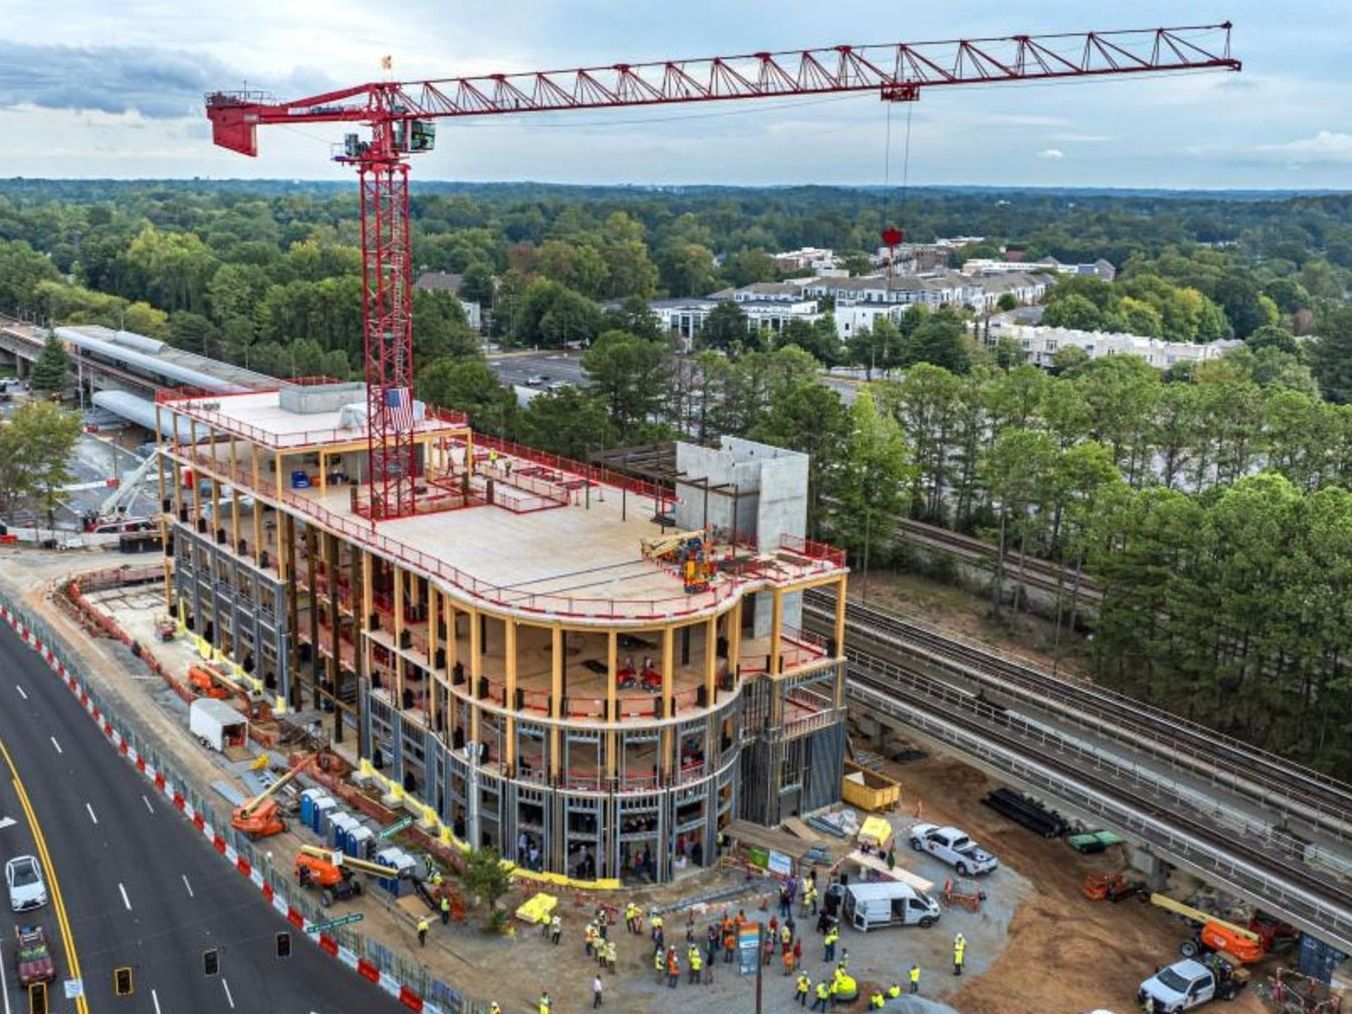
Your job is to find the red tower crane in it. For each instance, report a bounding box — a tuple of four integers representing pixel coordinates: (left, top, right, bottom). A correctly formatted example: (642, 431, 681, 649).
(206, 24, 1239, 520)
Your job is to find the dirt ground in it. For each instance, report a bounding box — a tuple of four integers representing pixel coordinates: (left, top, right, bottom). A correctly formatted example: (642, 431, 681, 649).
(889, 751, 1267, 1014)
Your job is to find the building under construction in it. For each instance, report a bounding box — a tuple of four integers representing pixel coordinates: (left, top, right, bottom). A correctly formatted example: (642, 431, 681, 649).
(156, 379, 847, 881)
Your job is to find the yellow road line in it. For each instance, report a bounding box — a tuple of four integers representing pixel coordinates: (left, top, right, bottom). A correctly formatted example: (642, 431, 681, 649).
(0, 734, 90, 1014)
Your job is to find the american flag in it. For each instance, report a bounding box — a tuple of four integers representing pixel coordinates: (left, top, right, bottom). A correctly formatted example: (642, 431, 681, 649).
(385, 386, 414, 430)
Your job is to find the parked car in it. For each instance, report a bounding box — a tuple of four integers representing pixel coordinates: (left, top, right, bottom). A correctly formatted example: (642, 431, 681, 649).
(544, 380, 570, 393)
(524, 374, 548, 387)
(5, 856, 48, 912)
(908, 823, 999, 876)
(14, 924, 55, 987)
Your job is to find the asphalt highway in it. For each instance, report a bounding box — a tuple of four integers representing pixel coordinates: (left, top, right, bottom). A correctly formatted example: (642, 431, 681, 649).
(0, 621, 404, 1014)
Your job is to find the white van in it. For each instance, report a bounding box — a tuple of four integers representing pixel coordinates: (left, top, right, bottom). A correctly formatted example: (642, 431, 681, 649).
(843, 881, 941, 932)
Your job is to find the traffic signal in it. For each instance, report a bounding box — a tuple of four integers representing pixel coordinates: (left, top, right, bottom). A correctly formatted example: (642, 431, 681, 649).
(204, 948, 220, 976)
(114, 967, 134, 995)
(276, 932, 292, 958)
(28, 981, 47, 1014)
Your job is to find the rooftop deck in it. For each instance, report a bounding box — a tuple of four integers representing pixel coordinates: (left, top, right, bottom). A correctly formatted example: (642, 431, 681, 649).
(164, 394, 846, 625)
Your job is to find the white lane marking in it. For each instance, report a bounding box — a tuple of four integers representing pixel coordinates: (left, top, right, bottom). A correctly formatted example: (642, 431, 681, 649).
(0, 921, 12, 1014)
(151, 989, 163, 1014)
(118, 882, 132, 911)
(85, 802, 98, 824)
(0, 817, 14, 831)
(182, 874, 194, 898)
(15, 684, 27, 700)
(222, 978, 236, 1009)
(142, 795, 155, 814)
(50, 736, 62, 754)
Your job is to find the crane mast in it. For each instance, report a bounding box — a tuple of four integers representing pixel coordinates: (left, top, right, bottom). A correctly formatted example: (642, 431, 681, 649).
(205, 24, 1239, 520)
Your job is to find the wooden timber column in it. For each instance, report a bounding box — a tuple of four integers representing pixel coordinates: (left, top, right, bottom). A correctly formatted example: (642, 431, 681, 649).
(393, 566, 406, 706)
(444, 594, 459, 743)
(228, 435, 240, 550)
(305, 524, 321, 708)
(250, 446, 263, 567)
(469, 605, 482, 751)
(283, 513, 300, 711)
(834, 573, 848, 709)
(727, 599, 744, 686)
(606, 631, 618, 780)
(156, 404, 172, 607)
(549, 625, 563, 779)
(359, 548, 373, 757)
(769, 588, 784, 677)
(704, 615, 717, 706)
(274, 451, 285, 504)
(427, 585, 440, 733)
(188, 417, 200, 528)
(324, 531, 341, 741)
(661, 625, 675, 781)
(503, 618, 517, 773)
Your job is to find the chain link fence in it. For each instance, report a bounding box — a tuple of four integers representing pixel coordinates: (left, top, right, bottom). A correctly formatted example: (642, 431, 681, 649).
(0, 589, 484, 1014)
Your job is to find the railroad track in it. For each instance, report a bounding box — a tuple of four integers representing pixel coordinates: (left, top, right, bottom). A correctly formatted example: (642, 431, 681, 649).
(895, 516, 1104, 602)
(844, 655, 1352, 949)
(805, 589, 1352, 842)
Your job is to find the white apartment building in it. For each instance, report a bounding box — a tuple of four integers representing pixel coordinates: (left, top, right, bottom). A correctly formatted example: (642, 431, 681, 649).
(990, 321, 1243, 371)
(772, 247, 838, 272)
(962, 256, 1116, 282)
(707, 281, 806, 303)
(651, 297, 822, 348)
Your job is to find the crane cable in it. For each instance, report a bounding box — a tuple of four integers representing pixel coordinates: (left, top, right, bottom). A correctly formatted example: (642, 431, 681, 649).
(881, 100, 913, 273)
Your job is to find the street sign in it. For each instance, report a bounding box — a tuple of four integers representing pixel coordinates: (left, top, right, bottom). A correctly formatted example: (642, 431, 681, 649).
(378, 816, 413, 839)
(62, 979, 83, 998)
(310, 912, 364, 934)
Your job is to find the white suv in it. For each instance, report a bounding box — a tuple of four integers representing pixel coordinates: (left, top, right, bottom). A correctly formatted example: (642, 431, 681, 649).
(6, 855, 48, 911)
(908, 824, 999, 876)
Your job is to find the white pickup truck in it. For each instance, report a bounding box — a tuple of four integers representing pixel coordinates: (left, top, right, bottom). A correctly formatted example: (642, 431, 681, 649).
(1137, 957, 1247, 1012)
(908, 823, 999, 876)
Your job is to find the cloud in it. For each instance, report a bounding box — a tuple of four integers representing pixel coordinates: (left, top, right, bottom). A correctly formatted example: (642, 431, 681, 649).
(1036, 148, 1065, 160)
(1258, 130, 1352, 163)
(0, 42, 332, 119)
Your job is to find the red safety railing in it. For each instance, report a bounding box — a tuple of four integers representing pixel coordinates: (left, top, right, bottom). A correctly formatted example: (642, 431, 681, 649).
(779, 533, 846, 569)
(158, 389, 469, 451)
(173, 444, 836, 622)
(468, 433, 675, 508)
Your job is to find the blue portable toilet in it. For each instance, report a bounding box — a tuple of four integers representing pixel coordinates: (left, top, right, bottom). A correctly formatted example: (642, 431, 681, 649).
(312, 794, 337, 836)
(347, 824, 374, 860)
(374, 847, 403, 895)
(330, 812, 356, 852)
(299, 788, 320, 830)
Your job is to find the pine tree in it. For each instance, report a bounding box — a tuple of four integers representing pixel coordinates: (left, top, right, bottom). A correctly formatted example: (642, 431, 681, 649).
(29, 334, 70, 397)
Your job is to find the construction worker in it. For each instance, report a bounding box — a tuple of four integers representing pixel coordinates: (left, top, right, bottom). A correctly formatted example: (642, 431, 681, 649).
(666, 946, 680, 988)
(811, 978, 831, 1012)
(690, 944, 704, 983)
(592, 973, 604, 1009)
(822, 924, 838, 963)
(869, 988, 885, 1009)
(651, 911, 664, 947)
(724, 927, 736, 963)
(488, 1004, 501, 1014)
(795, 971, 812, 1007)
(953, 932, 966, 976)
(687, 944, 701, 983)
(550, 913, 562, 946)
(910, 963, 921, 993)
(538, 991, 551, 1014)
(440, 894, 451, 925)
(625, 901, 641, 934)
(806, 881, 819, 915)
(839, 947, 849, 971)
(585, 921, 597, 956)
(888, 981, 902, 1000)
(654, 945, 666, 984)
(783, 944, 796, 977)
(416, 916, 430, 947)
(781, 922, 793, 952)
(703, 945, 714, 985)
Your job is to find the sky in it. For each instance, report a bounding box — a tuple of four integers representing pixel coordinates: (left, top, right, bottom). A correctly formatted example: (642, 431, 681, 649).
(0, 0, 1347, 189)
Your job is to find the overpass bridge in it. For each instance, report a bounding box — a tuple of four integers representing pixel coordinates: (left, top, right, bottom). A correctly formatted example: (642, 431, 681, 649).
(804, 590, 1352, 956)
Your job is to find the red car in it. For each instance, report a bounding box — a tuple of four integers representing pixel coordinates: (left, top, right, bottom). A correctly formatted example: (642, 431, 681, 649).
(14, 925, 55, 987)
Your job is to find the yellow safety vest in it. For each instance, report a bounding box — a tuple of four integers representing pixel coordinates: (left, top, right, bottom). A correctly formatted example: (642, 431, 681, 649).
(797, 975, 810, 995)
(817, 983, 830, 999)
